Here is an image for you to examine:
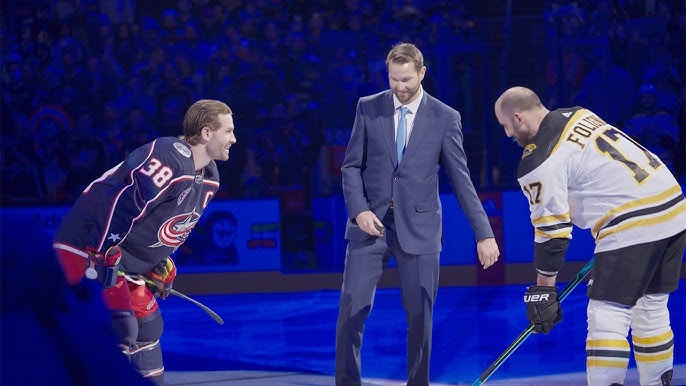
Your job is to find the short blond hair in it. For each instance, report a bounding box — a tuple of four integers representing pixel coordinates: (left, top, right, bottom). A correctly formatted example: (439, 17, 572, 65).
(386, 42, 424, 73)
(182, 99, 232, 145)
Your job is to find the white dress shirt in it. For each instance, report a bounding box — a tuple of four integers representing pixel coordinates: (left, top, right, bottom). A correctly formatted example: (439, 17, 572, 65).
(392, 86, 423, 146)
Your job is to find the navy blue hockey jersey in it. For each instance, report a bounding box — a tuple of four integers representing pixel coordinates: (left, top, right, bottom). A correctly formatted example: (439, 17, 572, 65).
(54, 137, 220, 274)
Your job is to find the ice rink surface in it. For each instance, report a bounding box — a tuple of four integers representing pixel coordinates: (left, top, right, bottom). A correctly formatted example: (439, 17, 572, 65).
(162, 280, 686, 385)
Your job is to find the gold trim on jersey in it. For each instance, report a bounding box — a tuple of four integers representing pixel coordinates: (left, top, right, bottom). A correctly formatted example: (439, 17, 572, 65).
(549, 108, 589, 155)
(596, 199, 686, 242)
(535, 227, 572, 239)
(532, 212, 571, 226)
(532, 211, 572, 239)
(592, 184, 684, 235)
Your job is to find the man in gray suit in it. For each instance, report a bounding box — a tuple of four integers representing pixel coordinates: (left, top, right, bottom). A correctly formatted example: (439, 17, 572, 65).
(335, 43, 500, 386)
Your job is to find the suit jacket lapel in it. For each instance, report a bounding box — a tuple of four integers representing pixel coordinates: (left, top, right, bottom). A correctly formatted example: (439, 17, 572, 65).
(402, 93, 432, 164)
(380, 91, 397, 165)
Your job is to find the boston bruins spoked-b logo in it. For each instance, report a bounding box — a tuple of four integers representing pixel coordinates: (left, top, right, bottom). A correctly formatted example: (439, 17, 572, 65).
(150, 210, 201, 249)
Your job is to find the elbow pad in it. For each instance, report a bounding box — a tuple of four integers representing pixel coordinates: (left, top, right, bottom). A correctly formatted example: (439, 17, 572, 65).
(534, 238, 569, 274)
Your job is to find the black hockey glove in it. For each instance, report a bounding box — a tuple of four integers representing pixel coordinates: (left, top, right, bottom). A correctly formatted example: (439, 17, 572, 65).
(524, 285, 562, 334)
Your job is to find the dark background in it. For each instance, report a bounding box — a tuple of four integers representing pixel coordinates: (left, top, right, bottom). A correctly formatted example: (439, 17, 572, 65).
(1, 0, 684, 271)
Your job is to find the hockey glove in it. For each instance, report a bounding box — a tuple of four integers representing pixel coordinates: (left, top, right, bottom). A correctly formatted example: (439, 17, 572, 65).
(86, 246, 122, 288)
(524, 285, 562, 334)
(146, 257, 177, 299)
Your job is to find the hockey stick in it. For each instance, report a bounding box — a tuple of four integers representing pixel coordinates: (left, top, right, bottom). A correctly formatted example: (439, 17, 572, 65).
(140, 276, 224, 325)
(168, 288, 224, 325)
(471, 257, 595, 386)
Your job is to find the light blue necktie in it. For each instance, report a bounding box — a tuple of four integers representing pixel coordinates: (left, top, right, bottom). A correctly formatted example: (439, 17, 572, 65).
(397, 106, 409, 164)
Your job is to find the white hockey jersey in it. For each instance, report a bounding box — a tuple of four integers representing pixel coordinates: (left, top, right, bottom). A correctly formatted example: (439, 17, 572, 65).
(517, 107, 686, 272)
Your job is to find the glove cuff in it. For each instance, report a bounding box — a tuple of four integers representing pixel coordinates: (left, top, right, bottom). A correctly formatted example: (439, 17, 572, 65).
(524, 286, 558, 303)
(527, 285, 557, 292)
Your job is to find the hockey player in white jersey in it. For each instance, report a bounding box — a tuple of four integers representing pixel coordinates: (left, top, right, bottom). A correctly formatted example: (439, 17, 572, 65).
(494, 86, 686, 386)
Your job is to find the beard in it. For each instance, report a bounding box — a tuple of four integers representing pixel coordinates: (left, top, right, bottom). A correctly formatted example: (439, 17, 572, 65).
(512, 121, 534, 147)
(393, 85, 420, 104)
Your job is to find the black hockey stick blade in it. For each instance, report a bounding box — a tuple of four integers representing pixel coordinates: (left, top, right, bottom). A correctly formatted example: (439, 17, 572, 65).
(471, 257, 595, 386)
(170, 288, 224, 325)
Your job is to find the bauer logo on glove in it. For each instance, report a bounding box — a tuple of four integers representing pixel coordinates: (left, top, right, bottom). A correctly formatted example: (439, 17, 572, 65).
(523, 285, 562, 334)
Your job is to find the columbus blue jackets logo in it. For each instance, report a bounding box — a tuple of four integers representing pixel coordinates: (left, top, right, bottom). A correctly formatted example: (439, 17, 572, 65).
(150, 210, 201, 248)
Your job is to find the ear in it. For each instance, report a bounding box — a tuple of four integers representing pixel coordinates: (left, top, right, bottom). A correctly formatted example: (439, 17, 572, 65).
(418, 66, 426, 82)
(513, 112, 524, 125)
(201, 126, 212, 140)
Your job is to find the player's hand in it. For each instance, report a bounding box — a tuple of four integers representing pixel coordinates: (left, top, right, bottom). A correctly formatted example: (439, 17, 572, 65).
(355, 211, 385, 237)
(146, 257, 177, 299)
(477, 238, 499, 269)
(524, 285, 562, 334)
(85, 246, 122, 288)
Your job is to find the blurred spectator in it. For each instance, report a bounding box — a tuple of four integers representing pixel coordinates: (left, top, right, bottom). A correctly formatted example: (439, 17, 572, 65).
(65, 136, 109, 201)
(113, 22, 138, 73)
(73, 109, 100, 138)
(1, 0, 683, 208)
(160, 8, 183, 46)
(31, 106, 73, 203)
(38, 141, 70, 202)
(115, 74, 157, 118)
(56, 46, 91, 118)
(1, 132, 44, 205)
(1, 52, 37, 115)
(176, 0, 194, 25)
(572, 47, 636, 126)
(544, 1, 589, 107)
(675, 85, 685, 183)
(99, 0, 135, 25)
(101, 100, 128, 159)
(124, 106, 160, 149)
(178, 21, 213, 67)
(623, 83, 679, 173)
(608, 14, 629, 67)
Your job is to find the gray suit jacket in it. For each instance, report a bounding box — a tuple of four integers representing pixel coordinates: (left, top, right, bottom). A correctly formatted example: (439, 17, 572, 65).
(341, 90, 494, 255)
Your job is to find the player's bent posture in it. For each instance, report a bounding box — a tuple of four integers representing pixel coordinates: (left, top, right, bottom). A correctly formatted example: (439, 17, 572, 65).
(53, 99, 236, 385)
(495, 87, 685, 386)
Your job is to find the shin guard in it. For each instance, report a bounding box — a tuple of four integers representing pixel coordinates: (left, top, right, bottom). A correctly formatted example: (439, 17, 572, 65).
(631, 294, 673, 386)
(586, 299, 632, 386)
(130, 310, 164, 385)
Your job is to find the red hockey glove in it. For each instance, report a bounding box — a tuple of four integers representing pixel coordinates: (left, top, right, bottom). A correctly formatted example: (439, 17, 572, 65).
(85, 246, 122, 288)
(146, 257, 177, 299)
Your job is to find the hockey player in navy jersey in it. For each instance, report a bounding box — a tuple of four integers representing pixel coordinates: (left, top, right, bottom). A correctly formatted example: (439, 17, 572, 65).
(494, 87, 685, 386)
(53, 99, 236, 385)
